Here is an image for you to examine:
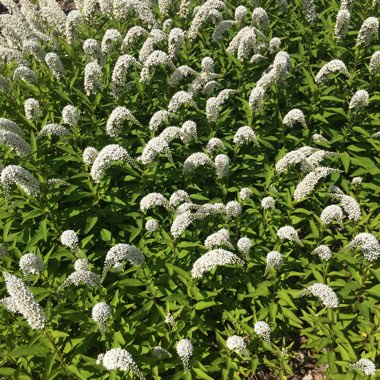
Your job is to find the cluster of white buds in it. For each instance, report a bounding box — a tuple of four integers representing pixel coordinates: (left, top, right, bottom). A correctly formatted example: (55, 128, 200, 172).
(315, 59, 350, 84)
(83, 147, 98, 165)
(369, 51, 380, 75)
(62, 105, 79, 126)
(351, 359, 376, 376)
(183, 152, 214, 175)
(60, 259, 100, 289)
(204, 229, 234, 250)
(254, 321, 271, 342)
(237, 237, 252, 257)
(145, 219, 159, 233)
(13, 65, 38, 84)
(92, 302, 111, 334)
(113, 0, 156, 28)
(227, 27, 259, 61)
(140, 135, 172, 164)
(206, 89, 237, 123)
(320, 205, 344, 225)
(45, 52, 64, 80)
(83, 39, 103, 62)
(19, 253, 44, 278)
(252, 7, 269, 31)
(179, 120, 197, 144)
(168, 91, 195, 114)
(23, 40, 46, 61)
(65, 10, 82, 44)
(101, 29, 122, 54)
(165, 312, 176, 328)
(265, 251, 283, 274)
(206, 137, 225, 154)
(191, 249, 244, 279)
(249, 51, 291, 111)
(96, 348, 145, 379)
(37, 124, 70, 139)
(299, 283, 339, 308)
(335, 9, 351, 39)
(276, 0, 288, 11)
(106, 106, 142, 137)
(102, 243, 145, 281)
(226, 335, 250, 356)
(176, 339, 193, 371)
(261, 196, 276, 210)
(140, 50, 175, 83)
(301, 0, 316, 24)
(275, 146, 315, 173)
(312, 245, 332, 261)
(235, 5, 247, 23)
(187, 0, 226, 40)
(214, 154, 230, 178)
(356, 17, 379, 47)
(1, 165, 39, 196)
(312, 134, 330, 145)
(0, 129, 31, 157)
(24, 98, 42, 121)
(293, 167, 337, 201)
(233, 126, 259, 146)
(351, 177, 362, 186)
(168, 28, 185, 59)
(90, 144, 135, 183)
(226, 201, 242, 219)
(140, 193, 171, 212)
(122, 26, 148, 51)
(111, 54, 141, 98)
(153, 347, 172, 359)
(347, 233, 380, 261)
(239, 188, 253, 201)
(283, 109, 307, 129)
(349, 90, 369, 111)
(84, 61, 102, 96)
(2, 273, 47, 329)
(148, 110, 169, 132)
(277, 226, 303, 246)
(170, 190, 191, 209)
(60, 230, 79, 251)
(0, 76, 10, 93)
(330, 191, 361, 221)
(269, 37, 281, 54)
(138, 29, 167, 63)
(212, 20, 236, 43)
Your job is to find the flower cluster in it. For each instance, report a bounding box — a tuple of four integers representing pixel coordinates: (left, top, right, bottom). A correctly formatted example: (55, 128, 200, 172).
(2, 273, 47, 330)
(347, 233, 380, 261)
(315, 59, 350, 84)
(351, 359, 376, 376)
(96, 348, 145, 379)
(102, 243, 145, 281)
(92, 302, 111, 334)
(191, 249, 244, 279)
(254, 321, 271, 342)
(299, 283, 339, 308)
(60, 230, 79, 251)
(176, 339, 193, 370)
(277, 226, 303, 246)
(226, 335, 250, 356)
(19, 254, 44, 278)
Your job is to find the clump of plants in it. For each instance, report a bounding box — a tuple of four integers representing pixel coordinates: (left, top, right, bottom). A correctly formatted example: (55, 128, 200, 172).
(0, 0, 379, 379)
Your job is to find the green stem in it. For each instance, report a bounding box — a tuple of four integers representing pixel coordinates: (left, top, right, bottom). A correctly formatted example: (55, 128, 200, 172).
(44, 330, 70, 376)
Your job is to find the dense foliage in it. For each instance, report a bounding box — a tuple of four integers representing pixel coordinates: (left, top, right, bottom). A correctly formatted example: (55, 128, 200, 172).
(0, 0, 379, 378)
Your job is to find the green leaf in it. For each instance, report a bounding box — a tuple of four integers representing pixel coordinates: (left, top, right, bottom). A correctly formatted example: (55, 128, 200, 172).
(9, 344, 51, 357)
